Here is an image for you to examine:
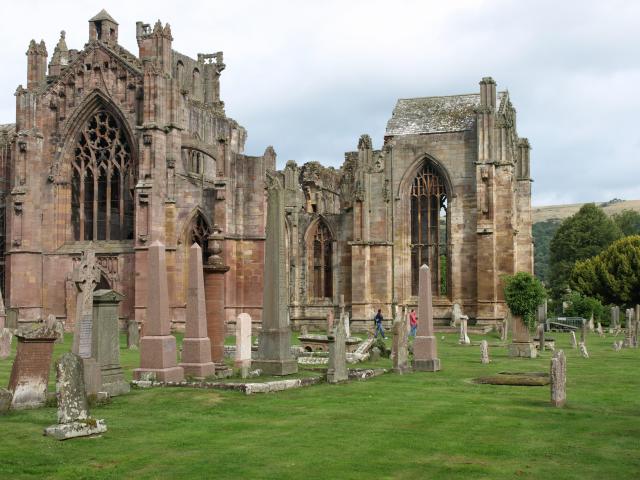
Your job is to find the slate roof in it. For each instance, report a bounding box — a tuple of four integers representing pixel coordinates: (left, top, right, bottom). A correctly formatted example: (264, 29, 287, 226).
(385, 92, 506, 135)
(90, 9, 118, 24)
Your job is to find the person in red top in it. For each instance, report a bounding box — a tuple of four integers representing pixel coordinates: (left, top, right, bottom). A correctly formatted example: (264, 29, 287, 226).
(409, 309, 418, 338)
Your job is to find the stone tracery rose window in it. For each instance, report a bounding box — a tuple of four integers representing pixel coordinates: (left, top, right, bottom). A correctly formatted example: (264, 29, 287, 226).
(71, 110, 135, 241)
(410, 162, 449, 297)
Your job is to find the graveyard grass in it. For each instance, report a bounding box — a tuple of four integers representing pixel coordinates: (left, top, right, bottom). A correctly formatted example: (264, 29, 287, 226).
(1, 332, 639, 479)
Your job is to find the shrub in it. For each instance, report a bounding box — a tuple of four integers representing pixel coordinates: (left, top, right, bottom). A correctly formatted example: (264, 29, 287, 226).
(502, 272, 547, 330)
(563, 292, 606, 322)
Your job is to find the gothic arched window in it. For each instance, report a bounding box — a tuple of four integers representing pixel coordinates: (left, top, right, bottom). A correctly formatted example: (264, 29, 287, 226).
(189, 213, 211, 262)
(309, 220, 333, 299)
(410, 162, 449, 297)
(71, 110, 134, 241)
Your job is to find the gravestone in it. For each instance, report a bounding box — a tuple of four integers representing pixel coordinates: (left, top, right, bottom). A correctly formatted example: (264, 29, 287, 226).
(570, 331, 578, 349)
(459, 318, 471, 345)
(134, 241, 184, 382)
(633, 305, 639, 348)
(344, 313, 351, 339)
(0, 286, 5, 330)
(392, 313, 409, 374)
(579, 342, 589, 358)
(580, 319, 587, 344)
(412, 265, 441, 371)
(8, 324, 57, 409)
(480, 340, 490, 364)
(179, 244, 216, 379)
(587, 315, 595, 332)
(0, 388, 11, 414)
(501, 311, 510, 342)
(300, 324, 309, 336)
(327, 314, 348, 383)
(71, 249, 101, 356)
(235, 313, 252, 372)
(536, 302, 547, 326)
(127, 318, 139, 350)
(0, 328, 12, 359)
(550, 350, 566, 407)
(49, 315, 65, 344)
(610, 306, 620, 332)
(253, 176, 298, 375)
(596, 322, 604, 337)
(536, 323, 546, 351)
(613, 340, 622, 351)
(450, 303, 462, 327)
(509, 315, 537, 358)
(44, 353, 107, 440)
(92, 290, 129, 396)
(326, 310, 335, 335)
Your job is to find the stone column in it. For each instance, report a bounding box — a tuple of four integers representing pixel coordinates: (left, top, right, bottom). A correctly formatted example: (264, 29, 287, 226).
(8, 324, 57, 409)
(550, 350, 566, 407)
(133, 241, 184, 382)
(412, 264, 440, 372)
(252, 175, 298, 375)
(180, 243, 215, 379)
(203, 226, 231, 375)
(92, 290, 129, 396)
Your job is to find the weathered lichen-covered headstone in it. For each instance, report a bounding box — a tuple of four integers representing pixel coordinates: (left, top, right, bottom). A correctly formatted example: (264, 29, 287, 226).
(612, 341, 622, 351)
(550, 350, 566, 407)
(8, 324, 57, 409)
(610, 306, 620, 332)
(44, 353, 107, 440)
(412, 265, 441, 371)
(127, 318, 139, 350)
(578, 342, 589, 358)
(92, 290, 129, 396)
(327, 315, 348, 383)
(235, 313, 252, 371)
(0, 388, 12, 414)
(480, 340, 490, 364)
(570, 331, 578, 349)
(253, 176, 298, 375)
(0, 328, 12, 359)
(459, 318, 471, 345)
(536, 324, 546, 351)
(49, 315, 65, 345)
(392, 314, 409, 374)
(179, 244, 216, 379)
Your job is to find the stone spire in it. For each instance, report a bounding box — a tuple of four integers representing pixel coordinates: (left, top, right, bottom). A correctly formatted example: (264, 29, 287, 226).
(48, 31, 69, 76)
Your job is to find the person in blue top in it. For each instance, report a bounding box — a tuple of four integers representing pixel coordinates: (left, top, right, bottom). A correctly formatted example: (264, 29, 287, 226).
(374, 309, 386, 339)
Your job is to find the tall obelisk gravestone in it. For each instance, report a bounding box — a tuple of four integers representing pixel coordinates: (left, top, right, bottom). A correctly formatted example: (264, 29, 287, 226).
(179, 243, 215, 378)
(252, 175, 298, 375)
(412, 264, 441, 372)
(134, 241, 184, 382)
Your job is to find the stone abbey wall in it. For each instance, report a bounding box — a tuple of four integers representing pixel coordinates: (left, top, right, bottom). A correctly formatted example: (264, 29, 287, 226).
(0, 11, 533, 332)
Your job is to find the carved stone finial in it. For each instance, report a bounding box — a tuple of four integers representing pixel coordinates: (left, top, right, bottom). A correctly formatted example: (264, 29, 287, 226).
(358, 134, 372, 150)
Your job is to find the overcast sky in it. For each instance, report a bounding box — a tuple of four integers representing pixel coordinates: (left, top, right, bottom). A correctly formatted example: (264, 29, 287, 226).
(1, 0, 638, 206)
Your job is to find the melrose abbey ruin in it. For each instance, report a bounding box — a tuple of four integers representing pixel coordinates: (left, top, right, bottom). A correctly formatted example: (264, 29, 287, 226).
(0, 11, 533, 333)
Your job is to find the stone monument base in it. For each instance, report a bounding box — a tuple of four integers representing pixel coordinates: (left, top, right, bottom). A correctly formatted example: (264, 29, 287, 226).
(180, 362, 216, 379)
(134, 335, 184, 382)
(412, 359, 441, 372)
(509, 342, 537, 358)
(393, 365, 411, 375)
(252, 359, 298, 376)
(44, 419, 107, 440)
(100, 367, 130, 396)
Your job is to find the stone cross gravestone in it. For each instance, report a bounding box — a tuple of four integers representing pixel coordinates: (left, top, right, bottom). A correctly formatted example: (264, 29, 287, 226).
(412, 265, 441, 372)
(44, 353, 107, 440)
(550, 349, 566, 407)
(235, 313, 252, 372)
(133, 241, 184, 382)
(92, 289, 129, 396)
(253, 175, 298, 375)
(480, 340, 490, 364)
(179, 244, 216, 379)
(392, 313, 409, 374)
(72, 248, 102, 357)
(327, 314, 348, 383)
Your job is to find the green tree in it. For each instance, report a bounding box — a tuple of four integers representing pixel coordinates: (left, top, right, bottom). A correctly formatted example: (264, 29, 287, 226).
(532, 219, 561, 284)
(570, 235, 640, 306)
(549, 203, 621, 298)
(612, 209, 640, 237)
(502, 272, 547, 330)
(563, 291, 606, 322)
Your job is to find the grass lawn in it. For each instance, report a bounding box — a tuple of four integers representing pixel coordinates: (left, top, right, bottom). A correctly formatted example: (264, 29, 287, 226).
(0, 330, 639, 479)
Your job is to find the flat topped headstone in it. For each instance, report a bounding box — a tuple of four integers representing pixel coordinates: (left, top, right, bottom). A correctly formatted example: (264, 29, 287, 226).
(235, 313, 252, 370)
(44, 353, 107, 440)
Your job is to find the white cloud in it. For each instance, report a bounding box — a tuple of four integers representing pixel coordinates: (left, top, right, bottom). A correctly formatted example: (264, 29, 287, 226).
(0, 0, 638, 205)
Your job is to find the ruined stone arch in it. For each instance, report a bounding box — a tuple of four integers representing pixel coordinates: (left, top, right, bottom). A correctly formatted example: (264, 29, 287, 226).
(181, 208, 213, 261)
(56, 90, 138, 244)
(397, 154, 452, 299)
(304, 216, 336, 301)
